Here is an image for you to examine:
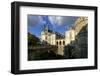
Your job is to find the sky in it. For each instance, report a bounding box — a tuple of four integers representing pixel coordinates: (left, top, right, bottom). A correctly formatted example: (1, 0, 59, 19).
(28, 15, 79, 38)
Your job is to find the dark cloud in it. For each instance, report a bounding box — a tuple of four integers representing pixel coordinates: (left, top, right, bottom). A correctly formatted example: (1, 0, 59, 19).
(28, 15, 43, 27)
(28, 15, 78, 30)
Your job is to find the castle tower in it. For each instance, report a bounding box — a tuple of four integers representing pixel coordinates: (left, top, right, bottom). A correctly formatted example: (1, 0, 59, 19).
(41, 25, 53, 45)
(64, 26, 70, 45)
(41, 25, 48, 42)
(51, 33, 56, 45)
(44, 25, 48, 33)
(70, 27, 75, 41)
(65, 30, 71, 45)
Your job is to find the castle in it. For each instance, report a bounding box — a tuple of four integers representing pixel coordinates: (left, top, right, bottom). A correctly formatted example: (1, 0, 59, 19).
(40, 17, 88, 56)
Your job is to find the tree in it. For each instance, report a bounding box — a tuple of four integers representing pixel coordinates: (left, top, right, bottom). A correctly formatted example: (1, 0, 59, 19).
(28, 32, 40, 46)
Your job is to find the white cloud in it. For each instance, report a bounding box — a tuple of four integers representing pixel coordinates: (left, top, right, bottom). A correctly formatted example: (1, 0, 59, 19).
(48, 16, 78, 28)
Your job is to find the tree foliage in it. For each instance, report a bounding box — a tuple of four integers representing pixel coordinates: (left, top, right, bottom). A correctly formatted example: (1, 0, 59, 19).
(28, 32, 40, 46)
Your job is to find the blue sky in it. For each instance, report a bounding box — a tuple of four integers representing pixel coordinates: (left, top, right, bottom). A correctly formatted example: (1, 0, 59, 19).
(28, 15, 79, 38)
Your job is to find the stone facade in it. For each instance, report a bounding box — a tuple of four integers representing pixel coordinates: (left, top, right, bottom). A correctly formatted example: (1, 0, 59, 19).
(73, 17, 88, 58)
(41, 17, 88, 57)
(41, 25, 75, 56)
(72, 25, 88, 58)
(64, 17, 88, 58)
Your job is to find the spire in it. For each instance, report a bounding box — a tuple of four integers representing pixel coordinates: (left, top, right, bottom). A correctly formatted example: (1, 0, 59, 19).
(66, 25, 69, 31)
(43, 24, 48, 32)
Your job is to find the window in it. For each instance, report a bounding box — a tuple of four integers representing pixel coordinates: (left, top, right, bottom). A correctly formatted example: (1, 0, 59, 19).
(45, 36, 47, 40)
(59, 41, 61, 45)
(63, 41, 65, 45)
(56, 41, 58, 45)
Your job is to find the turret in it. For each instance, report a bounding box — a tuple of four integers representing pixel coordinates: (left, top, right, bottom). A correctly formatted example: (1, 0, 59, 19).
(44, 25, 48, 33)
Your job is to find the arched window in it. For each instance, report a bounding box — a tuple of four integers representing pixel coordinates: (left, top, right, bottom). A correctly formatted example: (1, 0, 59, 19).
(45, 36, 47, 40)
(59, 41, 61, 45)
(63, 41, 65, 45)
(56, 41, 58, 45)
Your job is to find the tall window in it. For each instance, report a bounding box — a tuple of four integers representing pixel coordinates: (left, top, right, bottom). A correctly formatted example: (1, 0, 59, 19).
(63, 41, 65, 45)
(45, 36, 47, 40)
(56, 41, 58, 45)
(59, 41, 61, 45)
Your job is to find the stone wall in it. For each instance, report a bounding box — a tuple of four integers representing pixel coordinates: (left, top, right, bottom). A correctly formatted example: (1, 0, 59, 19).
(71, 25, 88, 58)
(64, 17, 88, 59)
